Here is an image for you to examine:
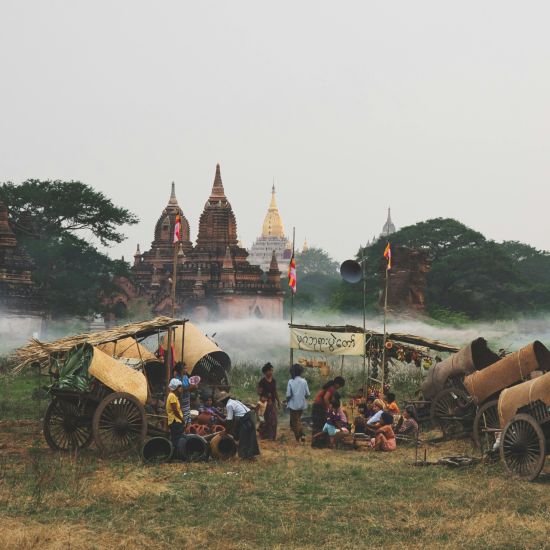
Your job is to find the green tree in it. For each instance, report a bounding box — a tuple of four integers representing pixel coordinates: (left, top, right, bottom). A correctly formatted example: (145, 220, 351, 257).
(296, 247, 339, 276)
(329, 218, 550, 319)
(0, 180, 138, 318)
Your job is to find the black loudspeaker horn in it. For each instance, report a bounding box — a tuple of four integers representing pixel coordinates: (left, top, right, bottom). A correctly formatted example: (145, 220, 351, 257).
(340, 259, 362, 284)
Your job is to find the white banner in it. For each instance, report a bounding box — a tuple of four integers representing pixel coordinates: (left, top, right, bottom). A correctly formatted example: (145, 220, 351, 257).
(290, 327, 365, 356)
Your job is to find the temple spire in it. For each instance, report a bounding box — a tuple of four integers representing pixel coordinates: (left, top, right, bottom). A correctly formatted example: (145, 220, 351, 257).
(210, 163, 226, 200)
(262, 184, 285, 238)
(380, 206, 396, 237)
(168, 182, 178, 205)
(269, 249, 279, 271)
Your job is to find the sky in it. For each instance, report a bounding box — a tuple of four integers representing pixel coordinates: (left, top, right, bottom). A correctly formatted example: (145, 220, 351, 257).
(1, 1, 549, 264)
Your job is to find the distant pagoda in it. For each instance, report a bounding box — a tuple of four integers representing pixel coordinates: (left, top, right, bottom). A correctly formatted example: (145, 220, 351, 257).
(380, 207, 396, 238)
(248, 184, 292, 273)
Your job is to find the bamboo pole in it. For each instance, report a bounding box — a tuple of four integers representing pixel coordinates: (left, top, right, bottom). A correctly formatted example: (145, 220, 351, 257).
(171, 242, 179, 318)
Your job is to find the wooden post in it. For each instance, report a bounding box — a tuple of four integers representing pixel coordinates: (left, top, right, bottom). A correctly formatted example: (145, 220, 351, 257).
(166, 327, 172, 397)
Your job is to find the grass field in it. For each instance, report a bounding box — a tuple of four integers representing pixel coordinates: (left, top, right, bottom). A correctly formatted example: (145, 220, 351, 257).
(1, 372, 549, 550)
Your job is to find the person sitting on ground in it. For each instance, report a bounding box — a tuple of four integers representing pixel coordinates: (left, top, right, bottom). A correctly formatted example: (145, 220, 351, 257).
(355, 397, 384, 434)
(371, 412, 397, 451)
(166, 378, 184, 448)
(216, 392, 260, 460)
(332, 393, 350, 433)
(199, 396, 226, 424)
(395, 405, 419, 438)
(359, 395, 376, 418)
(255, 393, 269, 431)
(313, 398, 344, 448)
(365, 399, 387, 432)
(384, 392, 400, 415)
(311, 377, 346, 447)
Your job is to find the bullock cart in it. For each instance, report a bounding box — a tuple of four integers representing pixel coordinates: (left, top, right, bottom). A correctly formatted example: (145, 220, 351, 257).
(14, 317, 231, 456)
(465, 341, 550, 453)
(420, 338, 499, 439)
(496, 369, 550, 480)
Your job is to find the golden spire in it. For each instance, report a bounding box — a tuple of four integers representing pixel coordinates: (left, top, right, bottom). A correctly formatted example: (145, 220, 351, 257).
(261, 183, 285, 238)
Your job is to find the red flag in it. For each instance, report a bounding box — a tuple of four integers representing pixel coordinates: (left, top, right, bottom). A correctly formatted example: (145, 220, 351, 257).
(288, 254, 297, 293)
(173, 214, 181, 244)
(383, 243, 392, 270)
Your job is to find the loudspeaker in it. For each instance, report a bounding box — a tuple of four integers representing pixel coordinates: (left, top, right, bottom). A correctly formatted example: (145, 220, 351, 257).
(340, 260, 362, 283)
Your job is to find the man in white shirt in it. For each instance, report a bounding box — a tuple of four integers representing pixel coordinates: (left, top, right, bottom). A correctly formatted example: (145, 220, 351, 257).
(217, 392, 260, 460)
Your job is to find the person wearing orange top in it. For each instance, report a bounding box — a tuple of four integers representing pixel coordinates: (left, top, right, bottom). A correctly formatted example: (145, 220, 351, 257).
(384, 392, 400, 415)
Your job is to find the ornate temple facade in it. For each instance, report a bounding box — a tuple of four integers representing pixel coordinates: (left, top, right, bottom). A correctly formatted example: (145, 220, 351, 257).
(248, 185, 292, 273)
(132, 165, 284, 320)
(0, 198, 43, 342)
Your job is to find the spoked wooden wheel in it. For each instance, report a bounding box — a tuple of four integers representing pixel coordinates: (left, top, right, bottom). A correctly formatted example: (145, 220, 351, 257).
(43, 398, 93, 451)
(92, 392, 146, 456)
(500, 413, 546, 481)
(473, 399, 500, 452)
(430, 388, 475, 439)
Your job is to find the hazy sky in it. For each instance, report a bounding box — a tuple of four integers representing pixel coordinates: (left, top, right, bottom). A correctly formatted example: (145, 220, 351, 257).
(1, 1, 549, 263)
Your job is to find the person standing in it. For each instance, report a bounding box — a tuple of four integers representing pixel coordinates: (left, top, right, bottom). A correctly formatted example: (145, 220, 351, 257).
(286, 364, 310, 442)
(166, 378, 184, 448)
(216, 392, 260, 460)
(173, 362, 195, 425)
(257, 363, 280, 440)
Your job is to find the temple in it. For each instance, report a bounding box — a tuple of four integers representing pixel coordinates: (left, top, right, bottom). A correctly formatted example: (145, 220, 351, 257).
(132, 165, 284, 320)
(380, 207, 396, 238)
(248, 184, 292, 273)
(0, 198, 43, 342)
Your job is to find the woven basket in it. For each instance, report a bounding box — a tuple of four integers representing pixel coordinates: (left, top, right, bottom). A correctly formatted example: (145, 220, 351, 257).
(498, 369, 550, 427)
(97, 337, 156, 362)
(89, 346, 148, 404)
(464, 341, 550, 405)
(161, 322, 230, 372)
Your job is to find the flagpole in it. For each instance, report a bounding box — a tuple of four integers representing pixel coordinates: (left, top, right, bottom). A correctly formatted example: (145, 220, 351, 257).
(381, 255, 389, 391)
(289, 226, 296, 369)
(171, 243, 178, 318)
(361, 251, 367, 398)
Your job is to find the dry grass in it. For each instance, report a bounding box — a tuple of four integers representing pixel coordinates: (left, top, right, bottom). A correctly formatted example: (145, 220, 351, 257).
(1, 417, 549, 549)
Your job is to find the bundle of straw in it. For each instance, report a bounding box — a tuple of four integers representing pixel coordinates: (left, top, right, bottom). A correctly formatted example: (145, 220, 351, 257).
(11, 316, 183, 374)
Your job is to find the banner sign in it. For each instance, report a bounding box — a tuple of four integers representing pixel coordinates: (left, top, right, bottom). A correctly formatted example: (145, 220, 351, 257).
(290, 327, 365, 356)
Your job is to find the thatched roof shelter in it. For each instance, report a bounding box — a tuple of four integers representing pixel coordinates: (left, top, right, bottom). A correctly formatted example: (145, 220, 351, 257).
(12, 316, 186, 374)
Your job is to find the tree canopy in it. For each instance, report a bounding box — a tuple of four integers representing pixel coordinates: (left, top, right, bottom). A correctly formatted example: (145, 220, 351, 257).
(0, 179, 138, 318)
(329, 218, 550, 320)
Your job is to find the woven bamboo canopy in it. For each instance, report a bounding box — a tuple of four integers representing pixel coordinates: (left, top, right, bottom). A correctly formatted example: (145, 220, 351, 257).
(12, 316, 186, 374)
(289, 324, 460, 353)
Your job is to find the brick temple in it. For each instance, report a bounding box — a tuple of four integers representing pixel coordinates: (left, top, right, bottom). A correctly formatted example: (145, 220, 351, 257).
(132, 164, 284, 320)
(0, 198, 43, 341)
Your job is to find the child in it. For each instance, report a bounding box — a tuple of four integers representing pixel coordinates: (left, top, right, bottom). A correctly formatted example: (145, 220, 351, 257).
(384, 392, 400, 415)
(371, 411, 396, 451)
(255, 393, 269, 431)
(313, 398, 344, 448)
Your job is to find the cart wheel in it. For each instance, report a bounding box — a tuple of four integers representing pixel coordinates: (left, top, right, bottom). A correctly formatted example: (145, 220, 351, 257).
(92, 392, 146, 456)
(473, 399, 500, 452)
(43, 398, 93, 451)
(500, 413, 546, 481)
(430, 387, 475, 439)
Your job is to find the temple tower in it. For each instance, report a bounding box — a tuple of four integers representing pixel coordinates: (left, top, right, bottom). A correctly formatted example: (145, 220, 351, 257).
(380, 207, 396, 238)
(248, 184, 292, 272)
